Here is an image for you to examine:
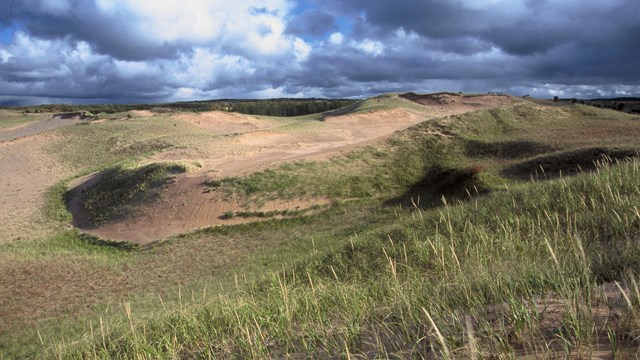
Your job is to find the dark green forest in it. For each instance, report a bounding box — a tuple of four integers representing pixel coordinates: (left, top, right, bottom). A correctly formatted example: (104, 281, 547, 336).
(10, 98, 358, 117)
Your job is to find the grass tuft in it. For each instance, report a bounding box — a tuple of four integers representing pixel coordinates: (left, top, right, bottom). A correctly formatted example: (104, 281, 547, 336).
(81, 162, 189, 225)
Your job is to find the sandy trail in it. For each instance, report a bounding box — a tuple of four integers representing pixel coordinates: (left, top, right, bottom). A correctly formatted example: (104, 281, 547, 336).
(69, 94, 518, 244)
(0, 117, 83, 142)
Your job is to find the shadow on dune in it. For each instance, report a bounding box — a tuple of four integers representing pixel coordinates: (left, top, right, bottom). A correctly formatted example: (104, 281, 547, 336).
(385, 164, 489, 210)
(502, 147, 640, 180)
(463, 139, 556, 159)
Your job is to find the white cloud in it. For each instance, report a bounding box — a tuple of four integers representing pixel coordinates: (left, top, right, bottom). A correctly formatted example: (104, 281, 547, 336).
(113, 60, 157, 79)
(252, 86, 287, 98)
(351, 39, 385, 57)
(64, 41, 109, 65)
(173, 48, 256, 88)
(0, 50, 12, 64)
(95, 0, 294, 49)
(293, 38, 311, 61)
(329, 32, 344, 45)
(10, 31, 51, 58)
(173, 87, 197, 100)
(462, 0, 511, 9)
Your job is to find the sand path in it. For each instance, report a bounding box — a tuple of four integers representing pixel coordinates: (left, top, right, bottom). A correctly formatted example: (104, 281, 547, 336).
(0, 117, 83, 142)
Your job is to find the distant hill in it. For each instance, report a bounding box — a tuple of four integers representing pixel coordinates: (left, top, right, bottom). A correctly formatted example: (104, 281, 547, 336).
(559, 97, 640, 114)
(590, 97, 640, 101)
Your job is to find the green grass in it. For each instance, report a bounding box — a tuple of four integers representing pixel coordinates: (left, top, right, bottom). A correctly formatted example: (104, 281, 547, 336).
(0, 110, 48, 129)
(0, 200, 393, 358)
(220, 101, 640, 205)
(3, 98, 640, 358)
(51, 158, 640, 359)
(45, 116, 198, 171)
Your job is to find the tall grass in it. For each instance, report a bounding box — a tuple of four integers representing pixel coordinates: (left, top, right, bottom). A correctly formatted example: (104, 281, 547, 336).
(53, 158, 640, 358)
(6, 100, 640, 358)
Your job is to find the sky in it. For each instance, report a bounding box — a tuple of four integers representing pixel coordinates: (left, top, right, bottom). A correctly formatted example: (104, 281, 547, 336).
(0, 0, 639, 105)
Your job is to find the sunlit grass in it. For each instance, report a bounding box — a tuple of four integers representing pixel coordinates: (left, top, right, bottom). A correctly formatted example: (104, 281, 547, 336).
(0, 110, 48, 129)
(51, 159, 640, 358)
(3, 98, 640, 358)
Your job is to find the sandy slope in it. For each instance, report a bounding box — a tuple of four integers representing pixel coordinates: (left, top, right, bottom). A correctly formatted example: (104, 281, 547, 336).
(174, 111, 282, 135)
(0, 113, 128, 243)
(67, 94, 520, 243)
(0, 133, 69, 242)
(67, 108, 425, 243)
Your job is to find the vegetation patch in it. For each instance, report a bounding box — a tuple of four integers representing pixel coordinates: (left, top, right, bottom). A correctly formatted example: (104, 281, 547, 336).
(53, 159, 640, 358)
(464, 139, 556, 159)
(6, 97, 640, 358)
(219, 206, 321, 220)
(15, 98, 358, 117)
(0, 110, 49, 129)
(81, 162, 190, 226)
(503, 147, 640, 180)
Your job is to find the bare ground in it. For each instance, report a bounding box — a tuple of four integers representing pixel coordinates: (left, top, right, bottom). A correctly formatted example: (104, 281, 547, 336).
(0, 113, 104, 242)
(0, 133, 70, 242)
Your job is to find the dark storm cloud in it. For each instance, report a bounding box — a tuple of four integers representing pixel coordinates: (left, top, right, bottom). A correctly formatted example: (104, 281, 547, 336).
(0, 0, 639, 104)
(301, 0, 640, 94)
(286, 10, 337, 37)
(2, 1, 184, 60)
(314, 0, 640, 57)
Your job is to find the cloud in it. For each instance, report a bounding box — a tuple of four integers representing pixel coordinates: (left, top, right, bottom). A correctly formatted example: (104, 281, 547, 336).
(351, 39, 384, 57)
(3, 0, 296, 60)
(302, 0, 640, 94)
(0, 0, 639, 104)
(328, 32, 344, 45)
(286, 9, 337, 37)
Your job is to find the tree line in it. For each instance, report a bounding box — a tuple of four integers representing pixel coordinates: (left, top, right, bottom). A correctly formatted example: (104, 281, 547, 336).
(11, 98, 358, 117)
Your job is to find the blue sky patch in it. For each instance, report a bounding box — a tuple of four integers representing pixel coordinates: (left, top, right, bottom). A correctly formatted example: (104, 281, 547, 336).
(0, 22, 23, 45)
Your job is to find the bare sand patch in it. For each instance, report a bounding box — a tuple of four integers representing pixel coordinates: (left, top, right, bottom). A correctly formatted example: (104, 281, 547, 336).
(400, 92, 516, 112)
(0, 133, 70, 242)
(68, 171, 330, 243)
(127, 110, 154, 118)
(173, 111, 280, 135)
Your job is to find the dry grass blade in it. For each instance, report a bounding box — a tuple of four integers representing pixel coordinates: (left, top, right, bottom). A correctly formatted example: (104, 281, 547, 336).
(422, 307, 452, 359)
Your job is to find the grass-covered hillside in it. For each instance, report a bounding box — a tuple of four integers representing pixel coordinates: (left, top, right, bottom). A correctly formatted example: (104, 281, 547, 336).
(2, 96, 640, 358)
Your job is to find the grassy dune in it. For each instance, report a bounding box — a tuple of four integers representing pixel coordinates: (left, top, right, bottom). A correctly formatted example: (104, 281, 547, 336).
(55, 159, 640, 358)
(2, 98, 640, 358)
(83, 162, 195, 225)
(0, 109, 49, 129)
